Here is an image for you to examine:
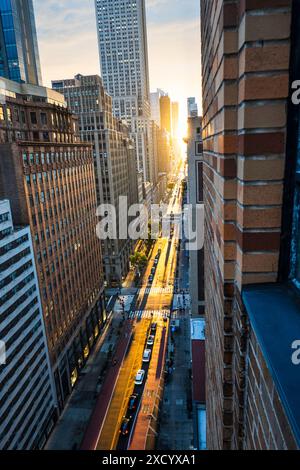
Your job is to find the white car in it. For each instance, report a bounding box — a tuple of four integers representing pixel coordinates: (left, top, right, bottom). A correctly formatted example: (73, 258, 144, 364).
(147, 335, 155, 346)
(134, 369, 145, 385)
(143, 349, 152, 363)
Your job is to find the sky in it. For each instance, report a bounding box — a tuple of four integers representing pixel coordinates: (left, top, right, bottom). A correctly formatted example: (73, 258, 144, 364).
(33, 0, 202, 132)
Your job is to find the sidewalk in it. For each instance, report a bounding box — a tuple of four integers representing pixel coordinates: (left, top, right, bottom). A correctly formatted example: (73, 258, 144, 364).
(45, 308, 125, 450)
(81, 321, 133, 450)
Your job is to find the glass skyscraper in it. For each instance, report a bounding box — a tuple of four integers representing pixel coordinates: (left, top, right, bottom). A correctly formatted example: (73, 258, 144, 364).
(0, 0, 42, 85)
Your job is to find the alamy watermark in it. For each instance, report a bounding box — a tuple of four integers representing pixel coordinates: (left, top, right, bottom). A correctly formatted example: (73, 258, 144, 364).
(291, 81, 300, 105)
(0, 340, 6, 366)
(96, 197, 204, 250)
(291, 340, 300, 365)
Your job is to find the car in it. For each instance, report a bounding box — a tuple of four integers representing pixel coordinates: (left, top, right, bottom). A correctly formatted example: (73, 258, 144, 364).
(142, 349, 152, 363)
(120, 417, 131, 436)
(148, 275, 154, 283)
(134, 369, 145, 385)
(151, 267, 156, 274)
(154, 259, 159, 265)
(151, 323, 157, 333)
(147, 335, 155, 346)
(163, 313, 168, 322)
(128, 394, 139, 411)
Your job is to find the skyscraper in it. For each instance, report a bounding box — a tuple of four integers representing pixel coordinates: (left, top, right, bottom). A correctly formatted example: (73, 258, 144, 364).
(187, 97, 198, 118)
(171, 102, 179, 139)
(150, 88, 167, 127)
(0, 0, 42, 85)
(95, 0, 150, 122)
(160, 95, 172, 134)
(0, 200, 56, 449)
(94, 0, 154, 185)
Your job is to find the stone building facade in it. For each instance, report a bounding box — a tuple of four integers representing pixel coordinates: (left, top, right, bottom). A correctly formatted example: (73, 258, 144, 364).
(52, 74, 139, 286)
(0, 78, 105, 411)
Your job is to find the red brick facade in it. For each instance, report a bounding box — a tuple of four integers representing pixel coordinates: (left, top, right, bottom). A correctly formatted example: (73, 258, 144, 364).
(0, 83, 105, 409)
(201, 0, 298, 449)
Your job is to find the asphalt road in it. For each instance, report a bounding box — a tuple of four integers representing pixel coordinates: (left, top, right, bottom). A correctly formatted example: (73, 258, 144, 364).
(95, 173, 184, 450)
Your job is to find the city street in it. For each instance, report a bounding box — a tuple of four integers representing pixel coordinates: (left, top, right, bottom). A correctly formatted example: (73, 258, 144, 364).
(82, 174, 185, 450)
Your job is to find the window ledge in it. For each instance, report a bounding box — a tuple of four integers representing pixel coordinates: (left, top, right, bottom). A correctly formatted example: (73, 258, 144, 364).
(243, 283, 300, 447)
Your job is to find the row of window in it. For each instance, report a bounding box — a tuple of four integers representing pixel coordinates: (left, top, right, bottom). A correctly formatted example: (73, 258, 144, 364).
(0, 234, 29, 256)
(22, 149, 89, 166)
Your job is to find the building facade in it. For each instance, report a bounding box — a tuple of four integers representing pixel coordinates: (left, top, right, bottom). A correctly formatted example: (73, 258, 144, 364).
(94, 0, 154, 184)
(186, 116, 204, 317)
(160, 95, 172, 135)
(171, 101, 179, 139)
(0, 0, 42, 85)
(52, 74, 139, 285)
(0, 78, 105, 410)
(187, 97, 198, 118)
(201, 0, 300, 450)
(157, 127, 172, 177)
(150, 88, 167, 127)
(0, 199, 56, 449)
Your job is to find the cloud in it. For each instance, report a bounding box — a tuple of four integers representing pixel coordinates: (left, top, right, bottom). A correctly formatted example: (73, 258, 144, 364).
(34, 0, 99, 85)
(33, 0, 202, 113)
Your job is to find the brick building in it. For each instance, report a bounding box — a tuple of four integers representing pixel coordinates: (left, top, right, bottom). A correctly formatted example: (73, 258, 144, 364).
(0, 78, 105, 410)
(201, 0, 300, 450)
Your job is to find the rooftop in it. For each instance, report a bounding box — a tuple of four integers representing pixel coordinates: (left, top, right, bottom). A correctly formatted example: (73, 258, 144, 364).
(191, 318, 205, 340)
(243, 283, 300, 447)
(0, 77, 67, 108)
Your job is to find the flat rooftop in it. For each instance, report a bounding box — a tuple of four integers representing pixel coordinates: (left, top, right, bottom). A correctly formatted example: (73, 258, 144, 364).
(191, 318, 205, 340)
(243, 283, 300, 447)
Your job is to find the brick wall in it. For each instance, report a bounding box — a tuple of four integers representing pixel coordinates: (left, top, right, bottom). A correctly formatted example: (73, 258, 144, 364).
(233, 289, 298, 450)
(245, 325, 298, 450)
(201, 0, 293, 449)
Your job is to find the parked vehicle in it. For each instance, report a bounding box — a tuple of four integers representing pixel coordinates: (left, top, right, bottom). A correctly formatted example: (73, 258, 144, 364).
(147, 335, 155, 346)
(128, 394, 139, 411)
(142, 349, 152, 363)
(134, 369, 145, 385)
(151, 323, 157, 333)
(120, 417, 131, 435)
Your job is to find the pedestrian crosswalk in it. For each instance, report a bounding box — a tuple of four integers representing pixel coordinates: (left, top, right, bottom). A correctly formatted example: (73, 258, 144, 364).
(127, 310, 170, 320)
(143, 287, 174, 295)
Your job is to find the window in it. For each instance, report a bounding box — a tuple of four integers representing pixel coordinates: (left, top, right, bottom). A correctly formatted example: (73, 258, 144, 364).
(41, 113, 47, 125)
(196, 162, 203, 203)
(281, 1, 300, 287)
(195, 141, 203, 156)
(0, 106, 4, 121)
(30, 112, 37, 125)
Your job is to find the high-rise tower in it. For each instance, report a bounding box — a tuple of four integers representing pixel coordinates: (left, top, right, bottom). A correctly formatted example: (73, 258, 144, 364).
(95, 0, 157, 186)
(0, 0, 42, 85)
(95, 0, 150, 122)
